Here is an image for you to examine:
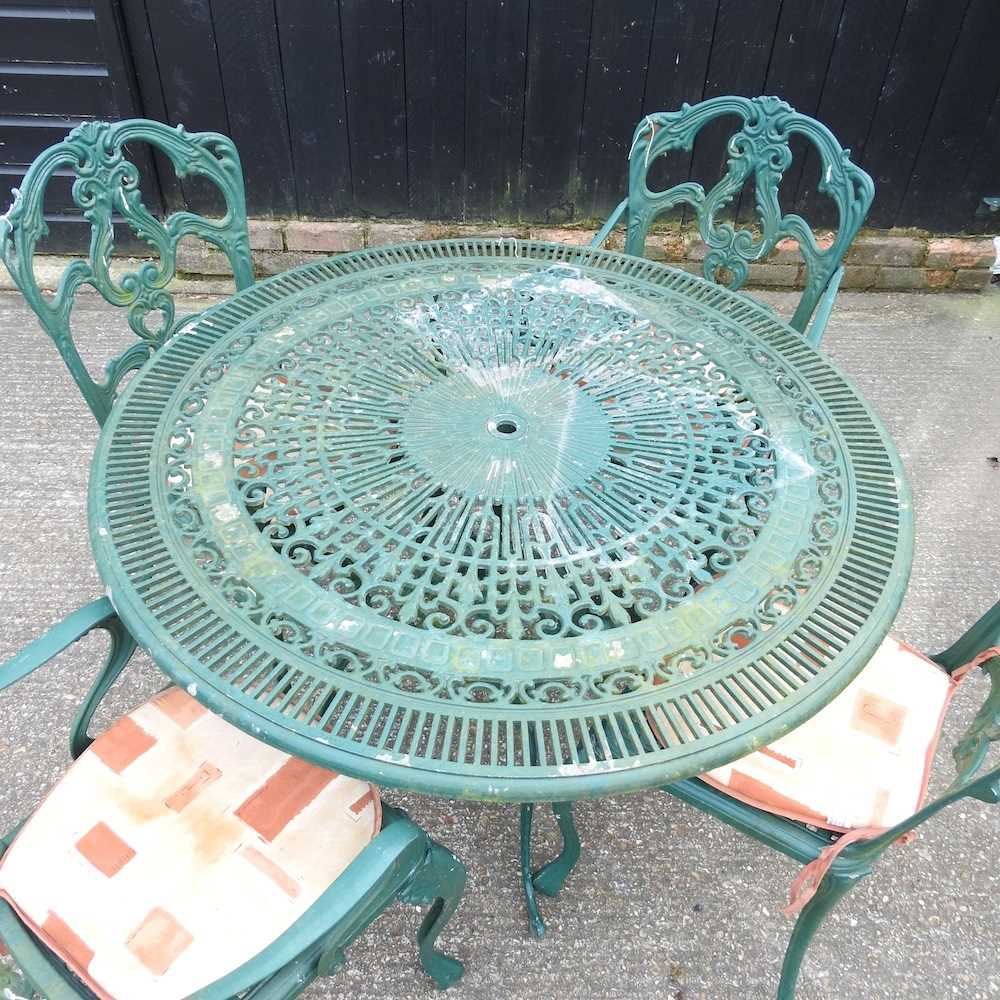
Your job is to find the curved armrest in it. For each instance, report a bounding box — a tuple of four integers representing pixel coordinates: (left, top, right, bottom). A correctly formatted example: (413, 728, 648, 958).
(2, 597, 138, 758)
(1, 598, 118, 693)
(0, 813, 434, 1000)
(932, 599, 1000, 672)
(850, 760, 1000, 866)
(189, 809, 430, 999)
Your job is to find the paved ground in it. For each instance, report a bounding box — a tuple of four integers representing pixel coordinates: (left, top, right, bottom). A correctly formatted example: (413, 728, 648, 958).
(0, 287, 998, 1000)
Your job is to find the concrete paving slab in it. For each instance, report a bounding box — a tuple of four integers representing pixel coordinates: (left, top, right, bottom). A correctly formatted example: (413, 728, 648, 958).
(0, 288, 998, 1000)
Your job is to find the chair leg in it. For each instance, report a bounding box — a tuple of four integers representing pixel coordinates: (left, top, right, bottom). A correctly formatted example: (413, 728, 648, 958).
(520, 802, 583, 936)
(519, 803, 548, 938)
(532, 802, 581, 898)
(777, 872, 860, 1000)
(408, 841, 466, 988)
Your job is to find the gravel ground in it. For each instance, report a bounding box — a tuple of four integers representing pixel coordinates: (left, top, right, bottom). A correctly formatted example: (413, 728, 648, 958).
(0, 287, 998, 1000)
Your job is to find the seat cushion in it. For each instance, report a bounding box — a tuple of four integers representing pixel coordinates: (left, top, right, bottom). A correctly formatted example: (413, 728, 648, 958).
(701, 636, 954, 831)
(0, 687, 380, 1000)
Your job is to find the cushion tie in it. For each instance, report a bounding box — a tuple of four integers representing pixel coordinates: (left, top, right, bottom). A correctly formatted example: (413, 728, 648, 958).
(950, 645, 1000, 683)
(784, 827, 918, 917)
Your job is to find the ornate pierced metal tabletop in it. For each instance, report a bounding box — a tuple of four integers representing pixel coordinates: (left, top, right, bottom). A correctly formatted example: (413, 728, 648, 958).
(89, 240, 912, 802)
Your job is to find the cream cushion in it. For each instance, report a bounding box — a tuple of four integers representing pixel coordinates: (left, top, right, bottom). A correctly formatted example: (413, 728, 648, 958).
(701, 636, 954, 830)
(0, 687, 380, 1000)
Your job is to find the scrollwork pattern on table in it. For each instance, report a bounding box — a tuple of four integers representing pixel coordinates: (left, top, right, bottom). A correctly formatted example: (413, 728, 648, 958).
(157, 263, 847, 709)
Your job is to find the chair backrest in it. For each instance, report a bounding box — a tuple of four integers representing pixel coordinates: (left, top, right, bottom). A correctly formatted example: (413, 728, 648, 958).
(0, 119, 254, 425)
(621, 95, 874, 334)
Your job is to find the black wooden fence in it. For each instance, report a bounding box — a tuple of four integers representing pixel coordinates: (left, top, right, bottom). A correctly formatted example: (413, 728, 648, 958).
(3, 0, 999, 240)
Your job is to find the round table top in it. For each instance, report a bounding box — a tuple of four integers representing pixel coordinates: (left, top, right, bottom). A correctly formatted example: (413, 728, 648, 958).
(90, 239, 913, 802)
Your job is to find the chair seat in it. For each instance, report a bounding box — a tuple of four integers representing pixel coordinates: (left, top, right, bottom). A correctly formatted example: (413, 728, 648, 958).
(0, 687, 380, 1000)
(701, 636, 954, 831)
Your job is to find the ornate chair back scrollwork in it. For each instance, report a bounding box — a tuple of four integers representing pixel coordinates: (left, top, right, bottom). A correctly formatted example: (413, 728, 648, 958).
(592, 96, 875, 347)
(0, 119, 254, 425)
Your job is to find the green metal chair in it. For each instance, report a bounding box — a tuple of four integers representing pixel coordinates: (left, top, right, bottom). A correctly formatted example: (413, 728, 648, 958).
(1, 120, 466, 997)
(651, 602, 1000, 999)
(523, 600, 1000, 997)
(591, 95, 875, 348)
(0, 598, 466, 998)
(0, 118, 254, 426)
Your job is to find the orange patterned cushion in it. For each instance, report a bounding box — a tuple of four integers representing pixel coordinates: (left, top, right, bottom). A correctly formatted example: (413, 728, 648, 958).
(700, 636, 954, 830)
(0, 687, 380, 1000)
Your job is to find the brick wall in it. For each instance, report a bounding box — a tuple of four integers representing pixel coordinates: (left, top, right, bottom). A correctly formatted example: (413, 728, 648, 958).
(2, 223, 995, 295)
(229, 222, 999, 293)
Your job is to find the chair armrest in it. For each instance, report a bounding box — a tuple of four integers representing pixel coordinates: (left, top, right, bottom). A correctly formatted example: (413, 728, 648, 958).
(2, 598, 118, 693)
(188, 809, 430, 999)
(664, 777, 842, 868)
(849, 759, 1000, 866)
(931, 599, 1000, 673)
(590, 199, 627, 250)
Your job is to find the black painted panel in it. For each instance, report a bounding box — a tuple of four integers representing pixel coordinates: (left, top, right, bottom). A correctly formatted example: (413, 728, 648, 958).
(4, 0, 998, 232)
(339, 0, 408, 217)
(464, 0, 529, 219)
(277, 0, 353, 218)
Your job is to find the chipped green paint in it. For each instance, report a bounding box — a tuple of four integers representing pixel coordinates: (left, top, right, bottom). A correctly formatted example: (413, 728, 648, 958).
(0, 119, 254, 425)
(88, 239, 912, 803)
(593, 96, 874, 348)
(0, 953, 37, 1000)
(0, 602, 466, 996)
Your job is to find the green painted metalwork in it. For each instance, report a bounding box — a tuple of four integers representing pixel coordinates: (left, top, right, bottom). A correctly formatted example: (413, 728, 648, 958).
(530, 595, 1000, 988)
(0, 595, 138, 760)
(0, 603, 466, 997)
(654, 599, 1000, 998)
(520, 801, 581, 937)
(88, 239, 913, 803)
(0, 953, 35, 1000)
(0, 119, 254, 426)
(592, 96, 874, 345)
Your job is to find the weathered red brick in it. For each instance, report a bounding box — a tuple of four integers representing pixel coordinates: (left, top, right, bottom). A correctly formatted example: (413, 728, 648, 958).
(746, 263, 801, 287)
(247, 220, 283, 251)
(845, 235, 925, 267)
(529, 227, 594, 245)
(875, 266, 954, 291)
(285, 221, 364, 252)
(839, 265, 878, 290)
(769, 233, 835, 264)
(366, 222, 437, 246)
(952, 268, 991, 291)
(925, 237, 994, 270)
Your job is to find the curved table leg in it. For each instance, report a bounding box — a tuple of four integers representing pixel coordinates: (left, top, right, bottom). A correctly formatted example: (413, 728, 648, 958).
(520, 804, 547, 938)
(532, 802, 580, 897)
(519, 802, 582, 937)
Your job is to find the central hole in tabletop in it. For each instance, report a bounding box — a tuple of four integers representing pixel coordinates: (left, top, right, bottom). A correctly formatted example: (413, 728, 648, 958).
(496, 419, 518, 435)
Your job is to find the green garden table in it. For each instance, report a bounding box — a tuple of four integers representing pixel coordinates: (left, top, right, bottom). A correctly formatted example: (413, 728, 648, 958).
(89, 239, 912, 927)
